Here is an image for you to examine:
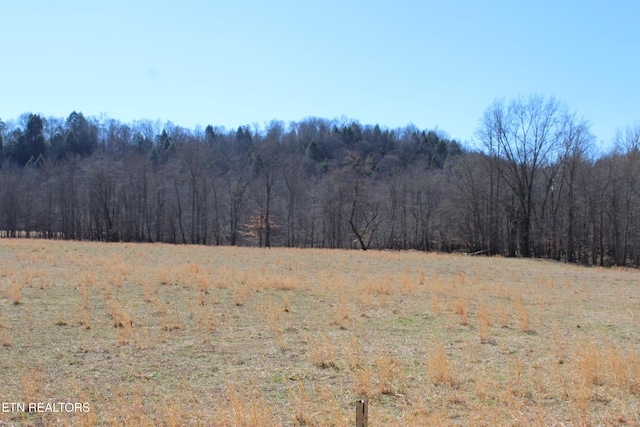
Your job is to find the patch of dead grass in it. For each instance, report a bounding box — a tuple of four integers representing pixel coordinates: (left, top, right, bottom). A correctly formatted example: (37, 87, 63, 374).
(0, 240, 638, 425)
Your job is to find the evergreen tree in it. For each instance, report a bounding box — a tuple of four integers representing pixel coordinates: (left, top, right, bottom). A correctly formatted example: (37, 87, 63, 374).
(234, 126, 253, 154)
(306, 139, 323, 162)
(9, 114, 47, 166)
(158, 130, 173, 151)
(0, 118, 4, 166)
(66, 111, 97, 157)
(205, 125, 216, 147)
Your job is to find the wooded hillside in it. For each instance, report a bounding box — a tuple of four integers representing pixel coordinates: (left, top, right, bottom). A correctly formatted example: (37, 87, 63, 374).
(1, 95, 638, 266)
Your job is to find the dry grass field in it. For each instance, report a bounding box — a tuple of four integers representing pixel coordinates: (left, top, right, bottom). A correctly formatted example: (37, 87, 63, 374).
(0, 239, 639, 426)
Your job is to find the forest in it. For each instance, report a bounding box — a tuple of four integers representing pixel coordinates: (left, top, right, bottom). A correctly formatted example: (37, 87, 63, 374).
(0, 94, 639, 266)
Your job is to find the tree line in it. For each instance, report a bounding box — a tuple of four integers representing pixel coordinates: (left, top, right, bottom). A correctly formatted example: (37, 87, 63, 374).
(0, 95, 638, 266)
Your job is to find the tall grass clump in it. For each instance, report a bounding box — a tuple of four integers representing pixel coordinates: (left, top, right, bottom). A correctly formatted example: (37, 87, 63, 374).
(428, 342, 453, 386)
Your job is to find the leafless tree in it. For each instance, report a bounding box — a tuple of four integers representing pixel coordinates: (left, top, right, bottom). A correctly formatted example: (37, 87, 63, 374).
(477, 95, 568, 257)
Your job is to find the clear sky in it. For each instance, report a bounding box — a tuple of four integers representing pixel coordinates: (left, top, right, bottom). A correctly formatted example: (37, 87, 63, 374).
(1, 1, 638, 148)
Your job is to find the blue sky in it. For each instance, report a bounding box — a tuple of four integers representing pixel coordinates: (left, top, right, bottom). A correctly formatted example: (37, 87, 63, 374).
(1, 1, 638, 148)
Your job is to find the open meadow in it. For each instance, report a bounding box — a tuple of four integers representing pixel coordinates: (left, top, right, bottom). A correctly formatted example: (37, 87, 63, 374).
(0, 239, 639, 426)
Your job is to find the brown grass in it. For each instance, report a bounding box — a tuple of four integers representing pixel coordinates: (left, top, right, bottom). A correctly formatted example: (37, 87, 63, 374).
(428, 342, 453, 387)
(374, 352, 405, 395)
(477, 299, 490, 343)
(8, 274, 22, 305)
(453, 294, 468, 325)
(0, 239, 639, 426)
(307, 332, 338, 369)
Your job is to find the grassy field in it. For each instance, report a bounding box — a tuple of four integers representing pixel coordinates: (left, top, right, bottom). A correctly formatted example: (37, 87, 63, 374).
(0, 239, 639, 426)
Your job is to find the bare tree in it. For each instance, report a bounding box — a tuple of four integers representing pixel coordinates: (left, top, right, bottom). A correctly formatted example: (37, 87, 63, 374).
(176, 140, 211, 244)
(86, 157, 121, 241)
(609, 124, 640, 265)
(348, 178, 381, 250)
(344, 152, 380, 250)
(249, 124, 282, 247)
(281, 152, 306, 247)
(0, 166, 21, 237)
(559, 116, 594, 262)
(477, 95, 568, 257)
